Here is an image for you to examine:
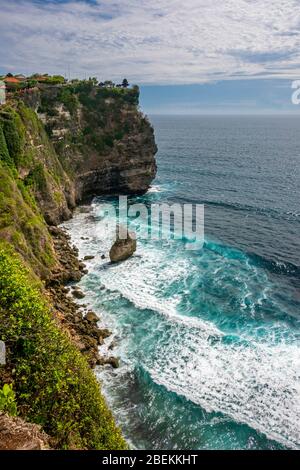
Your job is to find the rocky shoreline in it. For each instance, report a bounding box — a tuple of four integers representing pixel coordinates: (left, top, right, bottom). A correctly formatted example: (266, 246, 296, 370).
(45, 225, 119, 370)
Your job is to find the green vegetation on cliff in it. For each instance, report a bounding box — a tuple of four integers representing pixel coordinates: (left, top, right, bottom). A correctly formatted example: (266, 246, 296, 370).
(0, 105, 58, 277)
(0, 95, 127, 449)
(39, 80, 140, 161)
(0, 163, 55, 278)
(0, 246, 126, 449)
(0, 124, 13, 167)
(1, 103, 74, 227)
(0, 106, 25, 168)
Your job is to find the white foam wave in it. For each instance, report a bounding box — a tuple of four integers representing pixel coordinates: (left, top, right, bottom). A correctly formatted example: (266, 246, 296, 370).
(145, 328, 300, 449)
(99, 244, 221, 334)
(62, 205, 300, 449)
(147, 185, 164, 193)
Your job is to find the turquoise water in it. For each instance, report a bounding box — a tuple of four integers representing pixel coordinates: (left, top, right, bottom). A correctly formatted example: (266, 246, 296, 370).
(63, 116, 300, 450)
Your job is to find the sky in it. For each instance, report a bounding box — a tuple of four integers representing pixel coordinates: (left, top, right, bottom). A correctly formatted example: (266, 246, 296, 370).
(1, 0, 300, 114)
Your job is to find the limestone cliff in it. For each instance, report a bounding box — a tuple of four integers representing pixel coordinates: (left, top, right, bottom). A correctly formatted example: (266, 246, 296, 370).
(0, 80, 157, 276)
(25, 82, 157, 203)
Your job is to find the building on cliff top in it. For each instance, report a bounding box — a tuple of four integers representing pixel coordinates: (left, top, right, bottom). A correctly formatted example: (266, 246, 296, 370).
(15, 74, 27, 82)
(4, 76, 20, 84)
(4, 76, 21, 91)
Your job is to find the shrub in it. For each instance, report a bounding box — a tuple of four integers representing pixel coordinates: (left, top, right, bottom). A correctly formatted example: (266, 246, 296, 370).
(0, 247, 127, 449)
(44, 75, 65, 85)
(0, 124, 13, 167)
(0, 107, 25, 167)
(104, 135, 114, 147)
(74, 80, 94, 95)
(0, 384, 18, 416)
(25, 163, 48, 194)
(58, 88, 78, 115)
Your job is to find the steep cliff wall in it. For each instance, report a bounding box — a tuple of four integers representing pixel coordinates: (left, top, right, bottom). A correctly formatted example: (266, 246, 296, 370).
(31, 82, 157, 202)
(0, 82, 157, 272)
(0, 81, 157, 449)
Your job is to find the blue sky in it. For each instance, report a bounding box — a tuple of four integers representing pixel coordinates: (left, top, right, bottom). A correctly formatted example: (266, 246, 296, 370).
(1, 0, 300, 114)
(140, 80, 300, 114)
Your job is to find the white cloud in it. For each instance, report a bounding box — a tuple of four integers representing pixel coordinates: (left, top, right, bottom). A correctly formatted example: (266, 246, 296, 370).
(1, 0, 300, 84)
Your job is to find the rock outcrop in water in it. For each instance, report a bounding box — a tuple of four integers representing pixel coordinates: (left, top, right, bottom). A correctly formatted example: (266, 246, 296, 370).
(109, 230, 137, 263)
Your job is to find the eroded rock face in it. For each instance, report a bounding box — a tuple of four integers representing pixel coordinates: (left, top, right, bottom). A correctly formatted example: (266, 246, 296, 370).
(109, 231, 137, 263)
(18, 84, 157, 230)
(74, 128, 157, 201)
(34, 85, 157, 205)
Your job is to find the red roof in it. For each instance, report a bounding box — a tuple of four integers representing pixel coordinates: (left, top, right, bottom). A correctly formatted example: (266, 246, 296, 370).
(4, 77, 20, 84)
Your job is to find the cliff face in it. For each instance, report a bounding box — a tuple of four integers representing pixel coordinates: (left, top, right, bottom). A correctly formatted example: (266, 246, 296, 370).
(0, 82, 157, 274)
(0, 80, 156, 449)
(74, 122, 158, 202)
(30, 82, 157, 203)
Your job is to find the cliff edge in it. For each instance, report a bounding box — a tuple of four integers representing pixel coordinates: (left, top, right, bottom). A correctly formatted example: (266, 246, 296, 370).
(26, 81, 157, 204)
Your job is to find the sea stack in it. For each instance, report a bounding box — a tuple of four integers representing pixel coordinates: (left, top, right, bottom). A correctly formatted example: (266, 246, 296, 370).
(109, 230, 137, 263)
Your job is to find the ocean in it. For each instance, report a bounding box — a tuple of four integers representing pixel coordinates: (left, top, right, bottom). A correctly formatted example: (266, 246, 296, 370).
(62, 115, 300, 450)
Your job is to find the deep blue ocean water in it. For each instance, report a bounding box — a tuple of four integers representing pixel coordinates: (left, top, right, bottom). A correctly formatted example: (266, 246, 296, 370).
(63, 115, 300, 450)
